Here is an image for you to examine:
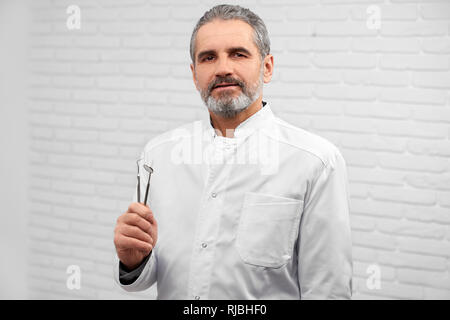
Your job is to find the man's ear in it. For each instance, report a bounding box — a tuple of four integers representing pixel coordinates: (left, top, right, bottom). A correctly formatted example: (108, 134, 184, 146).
(190, 63, 199, 90)
(263, 54, 274, 84)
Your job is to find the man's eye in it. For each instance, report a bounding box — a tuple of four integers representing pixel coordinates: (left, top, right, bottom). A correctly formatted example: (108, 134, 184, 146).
(234, 53, 246, 58)
(203, 56, 214, 62)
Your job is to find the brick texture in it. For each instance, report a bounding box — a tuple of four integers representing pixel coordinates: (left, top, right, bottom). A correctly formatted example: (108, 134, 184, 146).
(27, 0, 450, 299)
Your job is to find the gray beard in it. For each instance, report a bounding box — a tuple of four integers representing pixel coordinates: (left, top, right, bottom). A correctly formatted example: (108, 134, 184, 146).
(200, 67, 264, 119)
(205, 91, 255, 118)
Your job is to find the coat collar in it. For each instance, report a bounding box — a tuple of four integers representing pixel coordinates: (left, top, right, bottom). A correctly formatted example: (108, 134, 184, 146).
(205, 101, 274, 140)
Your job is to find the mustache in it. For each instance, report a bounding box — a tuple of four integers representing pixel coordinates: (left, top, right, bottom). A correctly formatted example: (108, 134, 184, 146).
(207, 77, 245, 94)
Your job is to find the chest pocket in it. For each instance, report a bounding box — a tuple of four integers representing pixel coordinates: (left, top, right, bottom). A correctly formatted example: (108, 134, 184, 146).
(236, 192, 304, 268)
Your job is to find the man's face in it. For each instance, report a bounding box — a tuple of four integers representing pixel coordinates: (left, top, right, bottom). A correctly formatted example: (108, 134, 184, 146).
(190, 19, 270, 118)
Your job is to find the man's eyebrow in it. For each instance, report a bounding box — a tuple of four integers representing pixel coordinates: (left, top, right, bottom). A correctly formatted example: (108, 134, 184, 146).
(226, 47, 252, 56)
(197, 50, 216, 61)
(196, 47, 253, 61)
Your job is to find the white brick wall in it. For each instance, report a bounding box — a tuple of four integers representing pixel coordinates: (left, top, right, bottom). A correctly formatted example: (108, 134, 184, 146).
(25, 0, 450, 299)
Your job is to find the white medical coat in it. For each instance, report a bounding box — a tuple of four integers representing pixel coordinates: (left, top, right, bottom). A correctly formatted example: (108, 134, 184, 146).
(114, 103, 353, 300)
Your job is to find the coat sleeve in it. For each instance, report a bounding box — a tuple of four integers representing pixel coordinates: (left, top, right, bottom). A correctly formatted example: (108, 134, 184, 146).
(297, 148, 353, 299)
(114, 250, 157, 292)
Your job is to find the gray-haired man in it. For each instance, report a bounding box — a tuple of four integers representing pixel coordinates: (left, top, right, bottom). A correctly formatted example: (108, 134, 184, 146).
(113, 4, 353, 300)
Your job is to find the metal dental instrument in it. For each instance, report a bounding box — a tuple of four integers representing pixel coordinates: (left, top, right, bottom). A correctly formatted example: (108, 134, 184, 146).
(143, 164, 153, 206)
(136, 159, 141, 203)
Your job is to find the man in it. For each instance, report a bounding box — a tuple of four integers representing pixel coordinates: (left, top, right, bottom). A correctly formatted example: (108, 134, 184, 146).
(113, 4, 353, 300)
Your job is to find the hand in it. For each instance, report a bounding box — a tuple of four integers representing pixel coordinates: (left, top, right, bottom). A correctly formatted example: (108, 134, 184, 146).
(114, 202, 158, 270)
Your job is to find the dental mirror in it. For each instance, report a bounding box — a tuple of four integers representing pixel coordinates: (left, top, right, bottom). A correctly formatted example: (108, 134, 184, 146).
(143, 164, 153, 206)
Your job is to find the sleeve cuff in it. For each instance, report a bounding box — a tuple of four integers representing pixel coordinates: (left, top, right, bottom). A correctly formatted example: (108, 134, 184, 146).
(118, 252, 152, 285)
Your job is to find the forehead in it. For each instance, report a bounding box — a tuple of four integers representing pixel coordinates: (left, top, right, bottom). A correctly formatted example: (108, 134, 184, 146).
(195, 19, 257, 54)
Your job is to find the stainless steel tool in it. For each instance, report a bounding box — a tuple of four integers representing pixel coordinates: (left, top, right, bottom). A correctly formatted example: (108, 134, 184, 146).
(136, 159, 141, 203)
(143, 164, 153, 206)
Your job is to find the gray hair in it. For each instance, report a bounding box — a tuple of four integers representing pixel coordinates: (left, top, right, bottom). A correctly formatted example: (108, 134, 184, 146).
(190, 4, 271, 64)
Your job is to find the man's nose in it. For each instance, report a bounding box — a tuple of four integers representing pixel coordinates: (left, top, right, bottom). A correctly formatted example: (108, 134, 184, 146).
(214, 57, 233, 77)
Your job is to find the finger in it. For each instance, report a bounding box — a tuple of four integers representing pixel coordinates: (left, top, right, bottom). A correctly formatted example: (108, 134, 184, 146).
(122, 213, 152, 235)
(128, 203, 157, 227)
(142, 213, 157, 242)
(116, 234, 153, 252)
(128, 202, 153, 222)
(146, 211, 157, 226)
(120, 224, 153, 244)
